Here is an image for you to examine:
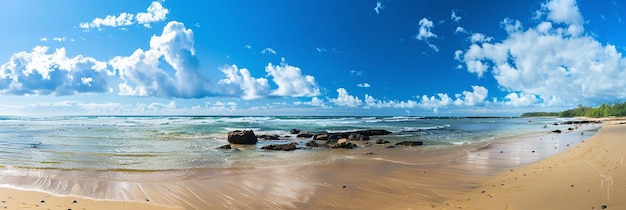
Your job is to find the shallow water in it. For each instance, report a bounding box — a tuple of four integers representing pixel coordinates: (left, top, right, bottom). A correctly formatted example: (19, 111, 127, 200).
(0, 116, 592, 173)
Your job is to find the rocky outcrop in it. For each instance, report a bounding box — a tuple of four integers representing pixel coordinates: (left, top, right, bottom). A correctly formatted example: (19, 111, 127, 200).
(305, 140, 319, 147)
(330, 141, 358, 149)
(395, 141, 424, 146)
(290, 129, 301, 134)
(257, 134, 280, 140)
(261, 142, 298, 151)
(297, 132, 314, 138)
(552, 129, 562, 133)
(313, 129, 391, 140)
(227, 130, 258, 144)
(375, 139, 390, 144)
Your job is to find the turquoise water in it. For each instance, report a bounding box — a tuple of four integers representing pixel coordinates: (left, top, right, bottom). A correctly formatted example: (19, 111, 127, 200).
(0, 116, 590, 172)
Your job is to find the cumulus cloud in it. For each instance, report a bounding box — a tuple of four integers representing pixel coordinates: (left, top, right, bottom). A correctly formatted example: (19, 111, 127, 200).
(109, 21, 210, 98)
(80, 1, 169, 30)
(0, 46, 111, 96)
(217, 59, 320, 99)
(415, 18, 439, 51)
(505, 92, 539, 107)
(294, 97, 328, 108)
(374, 1, 384, 14)
(218, 64, 270, 100)
(265, 59, 320, 97)
(419, 85, 488, 109)
(456, 0, 626, 106)
(330, 88, 363, 107)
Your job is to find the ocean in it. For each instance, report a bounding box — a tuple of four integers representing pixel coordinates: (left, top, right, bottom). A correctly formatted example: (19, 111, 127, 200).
(0, 116, 598, 176)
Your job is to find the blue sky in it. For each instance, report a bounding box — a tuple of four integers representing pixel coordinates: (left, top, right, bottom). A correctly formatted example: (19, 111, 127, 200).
(0, 0, 625, 116)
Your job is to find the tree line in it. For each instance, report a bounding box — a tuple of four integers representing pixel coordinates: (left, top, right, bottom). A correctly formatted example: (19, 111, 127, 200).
(521, 102, 626, 118)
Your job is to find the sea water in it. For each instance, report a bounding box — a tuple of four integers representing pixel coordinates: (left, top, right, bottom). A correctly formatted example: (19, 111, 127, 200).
(0, 116, 596, 175)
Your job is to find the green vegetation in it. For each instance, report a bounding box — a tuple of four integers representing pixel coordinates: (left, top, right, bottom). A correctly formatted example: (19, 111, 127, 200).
(522, 102, 626, 118)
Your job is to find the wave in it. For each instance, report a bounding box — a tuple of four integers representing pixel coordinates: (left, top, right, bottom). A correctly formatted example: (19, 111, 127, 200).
(400, 124, 451, 132)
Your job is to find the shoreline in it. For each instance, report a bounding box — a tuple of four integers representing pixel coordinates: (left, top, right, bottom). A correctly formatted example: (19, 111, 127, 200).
(0, 120, 613, 209)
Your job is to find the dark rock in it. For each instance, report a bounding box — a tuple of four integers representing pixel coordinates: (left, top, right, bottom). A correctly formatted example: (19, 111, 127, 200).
(355, 129, 392, 136)
(568, 127, 574, 131)
(552, 129, 562, 133)
(553, 123, 559, 125)
(562, 120, 601, 124)
(290, 129, 301, 134)
(375, 139, 390, 144)
(257, 134, 280, 140)
(386, 145, 395, 148)
(330, 141, 358, 149)
(305, 140, 319, 147)
(216, 144, 232, 149)
(348, 133, 370, 141)
(395, 141, 424, 146)
(261, 142, 298, 151)
(297, 132, 314, 138)
(227, 130, 258, 144)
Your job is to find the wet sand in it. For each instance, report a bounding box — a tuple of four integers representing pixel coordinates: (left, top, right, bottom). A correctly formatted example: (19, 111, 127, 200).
(0, 121, 620, 209)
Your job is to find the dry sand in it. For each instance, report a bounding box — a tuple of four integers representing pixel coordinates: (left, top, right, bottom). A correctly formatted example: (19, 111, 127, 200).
(0, 121, 623, 209)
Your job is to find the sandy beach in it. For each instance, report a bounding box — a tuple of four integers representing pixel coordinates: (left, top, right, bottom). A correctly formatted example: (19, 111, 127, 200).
(0, 120, 623, 209)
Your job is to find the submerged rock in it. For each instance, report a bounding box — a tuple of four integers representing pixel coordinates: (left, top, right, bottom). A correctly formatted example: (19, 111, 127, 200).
(395, 141, 424, 146)
(227, 130, 258, 144)
(216, 144, 232, 149)
(551, 129, 562, 133)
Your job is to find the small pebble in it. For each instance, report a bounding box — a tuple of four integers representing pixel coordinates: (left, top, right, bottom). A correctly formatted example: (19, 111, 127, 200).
(72, 200, 78, 203)
(601, 204, 607, 209)
(571, 185, 574, 187)
(146, 199, 150, 202)
(40, 200, 45, 203)
(342, 185, 346, 188)
(481, 190, 485, 193)
(532, 150, 535, 153)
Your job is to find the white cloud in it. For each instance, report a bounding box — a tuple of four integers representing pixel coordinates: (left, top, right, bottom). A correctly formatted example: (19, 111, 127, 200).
(469, 33, 493, 43)
(0, 46, 111, 96)
(451, 11, 462, 23)
(295, 97, 328, 108)
(53, 37, 66, 42)
(505, 92, 539, 107)
(261, 48, 277, 54)
(374, 1, 384, 14)
(416, 18, 437, 40)
(330, 88, 362, 107)
(418, 86, 488, 110)
(80, 1, 168, 30)
(416, 18, 439, 52)
(456, 0, 626, 106)
(136, 1, 169, 28)
(244, 45, 252, 49)
(217, 59, 320, 99)
(357, 83, 371, 88)
(265, 59, 320, 97)
(109, 21, 210, 98)
(39, 37, 48, 42)
(218, 64, 270, 100)
(455, 26, 467, 34)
